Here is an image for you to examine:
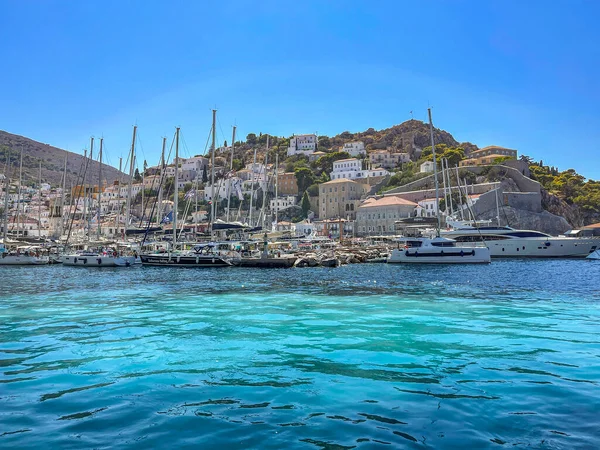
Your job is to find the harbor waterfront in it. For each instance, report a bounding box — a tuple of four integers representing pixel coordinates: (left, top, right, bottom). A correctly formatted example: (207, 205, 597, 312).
(1, 261, 599, 448)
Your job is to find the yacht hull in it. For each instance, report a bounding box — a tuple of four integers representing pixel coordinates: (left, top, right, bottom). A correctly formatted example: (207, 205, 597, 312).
(0, 255, 49, 265)
(482, 238, 597, 258)
(140, 254, 232, 267)
(61, 255, 137, 267)
(387, 247, 491, 264)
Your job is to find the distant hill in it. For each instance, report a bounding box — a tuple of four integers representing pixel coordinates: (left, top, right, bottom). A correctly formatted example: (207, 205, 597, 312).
(0, 130, 127, 187)
(326, 119, 478, 156)
(228, 120, 480, 165)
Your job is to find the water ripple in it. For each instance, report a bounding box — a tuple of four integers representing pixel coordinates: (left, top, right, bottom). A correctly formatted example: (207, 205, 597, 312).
(0, 261, 599, 448)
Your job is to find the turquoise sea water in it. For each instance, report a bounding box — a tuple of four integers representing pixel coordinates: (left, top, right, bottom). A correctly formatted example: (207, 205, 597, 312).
(1, 260, 599, 449)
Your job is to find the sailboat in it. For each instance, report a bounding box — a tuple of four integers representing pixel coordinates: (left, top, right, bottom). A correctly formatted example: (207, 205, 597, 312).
(140, 118, 239, 267)
(61, 139, 137, 267)
(387, 109, 491, 264)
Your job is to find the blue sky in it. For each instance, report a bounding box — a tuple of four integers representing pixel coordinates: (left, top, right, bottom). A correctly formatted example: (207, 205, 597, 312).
(1, 0, 599, 178)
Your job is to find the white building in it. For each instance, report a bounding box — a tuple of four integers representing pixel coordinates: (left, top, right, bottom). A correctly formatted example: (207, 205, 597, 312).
(270, 195, 297, 211)
(294, 220, 315, 236)
(416, 198, 438, 217)
(287, 134, 317, 157)
(182, 156, 208, 173)
(342, 141, 366, 157)
(204, 177, 243, 202)
(420, 161, 435, 173)
(329, 158, 389, 181)
(119, 183, 144, 199)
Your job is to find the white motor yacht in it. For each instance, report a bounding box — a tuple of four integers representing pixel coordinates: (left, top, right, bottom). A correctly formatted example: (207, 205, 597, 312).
(387, 236, 491, 264)
(442, 226, 598, 258)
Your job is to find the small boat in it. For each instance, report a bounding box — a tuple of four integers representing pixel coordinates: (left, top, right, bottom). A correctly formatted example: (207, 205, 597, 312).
(61, 251, 136, 267)
(0, 245, 49, 265)
(587, 250, 600, 260)
(238, 254, 297, 268)
(320, 257, 340, 267)
(387, 236, 491, 264)
(236, 238, 296, 268)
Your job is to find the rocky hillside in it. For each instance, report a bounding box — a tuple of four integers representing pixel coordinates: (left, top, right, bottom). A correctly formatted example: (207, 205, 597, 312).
(0, 130, 127, 187)
(327, 119, 478, 156)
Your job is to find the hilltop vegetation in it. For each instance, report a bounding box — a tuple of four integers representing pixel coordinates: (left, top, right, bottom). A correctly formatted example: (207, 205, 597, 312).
(528, 160, 600, 222)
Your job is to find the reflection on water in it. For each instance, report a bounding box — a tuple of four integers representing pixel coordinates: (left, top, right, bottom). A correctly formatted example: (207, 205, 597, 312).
(1, 260, 599, 448)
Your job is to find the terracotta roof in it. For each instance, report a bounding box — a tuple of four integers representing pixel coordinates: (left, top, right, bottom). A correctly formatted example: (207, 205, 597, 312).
(583, 222, 600, 229)
(359, 196, 417, 208)
(322, 178, 360, 185)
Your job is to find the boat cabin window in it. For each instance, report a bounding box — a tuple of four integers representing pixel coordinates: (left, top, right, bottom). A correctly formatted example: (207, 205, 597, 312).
(453, 235, 510, 242)
(504, 231, 550, 238)
(400, 240, 422, 248)
(431, 241, 456, 247)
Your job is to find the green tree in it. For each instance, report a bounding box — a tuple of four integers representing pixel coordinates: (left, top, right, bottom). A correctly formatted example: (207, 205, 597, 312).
(318, 136, 331, 149)
(294, 167, 316, 194)
(232, 159, 244, 171)
(306, 183, 319, 197)
(134, 168, 142, 182)
(246, 133, 257, 145)
(312, 151, 351, 176)
(301, 191, 311, 218)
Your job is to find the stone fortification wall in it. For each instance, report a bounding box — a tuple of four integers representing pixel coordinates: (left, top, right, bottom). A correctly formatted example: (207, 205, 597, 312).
(386, 164, 540, 195)
(392, 182, 499, 204)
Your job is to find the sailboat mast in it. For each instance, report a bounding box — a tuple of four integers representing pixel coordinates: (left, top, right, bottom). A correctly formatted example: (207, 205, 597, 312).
(98, 138, 103, 239)
(226, 125, 236, 222)
(3, 149, 10, 241)
(173, 127, 180, 247)
(447, 160, 455, 217)
(87, 137, 94, 239)
(125, 126, 137, 237)
(116, 157, 122, 237)
(16, 147, 23, 238)
(428, 108, 441, 237)
(249, 147, 257, 226)
(261, 135, 269, 230)
(38, 159, 42, 239)
(60, 153, 67, 237)
(275, 146, 279, 227)
(157, 137, 166, 225)
(210, 110, 216, 238)
(454, 165, 465, 220)
(495, 183, 501, 227)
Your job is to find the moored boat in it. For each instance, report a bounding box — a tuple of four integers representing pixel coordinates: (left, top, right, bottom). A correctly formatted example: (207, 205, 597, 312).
(0, 245, 49, 265)
(140, 243, 235, 267)
(387, 236, 491, 264)
(442, 226, 598, 258)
